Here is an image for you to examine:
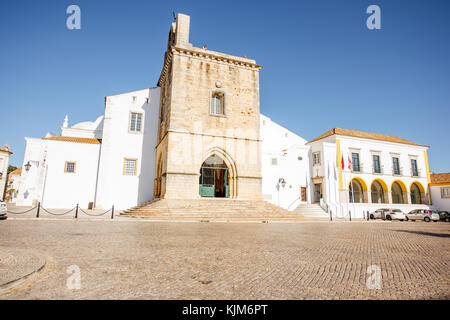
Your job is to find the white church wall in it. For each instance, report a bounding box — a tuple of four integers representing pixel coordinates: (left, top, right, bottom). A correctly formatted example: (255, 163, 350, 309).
(40, 140, 100, 209)
(260, 115, 310, 209)
(0, 149, 11, 201)
(16, 138, 44, 206)
(95, 87, 160, 210)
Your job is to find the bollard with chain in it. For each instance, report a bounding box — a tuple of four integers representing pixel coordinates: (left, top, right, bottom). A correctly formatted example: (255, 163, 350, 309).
(349, 210, 352, 221)
(36, 202, 40, 218)
(111, 205, 114, 219)
(75, 204, 79, 219)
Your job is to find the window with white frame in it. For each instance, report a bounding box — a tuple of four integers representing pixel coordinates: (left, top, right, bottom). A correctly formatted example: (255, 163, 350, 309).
(210, 92, 224, 115)
(312, 152, 321, 166)
(129, 112, 143, 133)
(441, 187, 450, 199)
(65, 161, 76, 173)
(124, 159, 137, 176)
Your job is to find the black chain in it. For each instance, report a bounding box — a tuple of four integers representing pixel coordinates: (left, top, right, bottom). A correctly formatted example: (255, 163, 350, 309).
(40, 206, 76, 216)
(6, 206, 38, 214)
(78, 207, 111, 217)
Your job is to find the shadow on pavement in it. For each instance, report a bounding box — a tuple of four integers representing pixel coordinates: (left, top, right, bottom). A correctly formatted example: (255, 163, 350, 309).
(394, 229, 450, 238)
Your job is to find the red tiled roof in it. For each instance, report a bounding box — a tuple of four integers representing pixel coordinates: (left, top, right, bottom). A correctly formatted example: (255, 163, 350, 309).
(430, 173, 450, 185)
(307, 128, 428, 147)
(43, 136, 101, 144)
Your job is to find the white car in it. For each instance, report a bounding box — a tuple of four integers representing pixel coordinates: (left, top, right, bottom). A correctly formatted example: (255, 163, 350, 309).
(406, 209, 440, 222)
(369, 208, 405, 221)
(0, 201, 7, 220)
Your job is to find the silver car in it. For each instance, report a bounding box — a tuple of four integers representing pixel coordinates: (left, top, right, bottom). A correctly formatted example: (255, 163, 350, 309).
(405, 209, 439, 222)
(0, 201, 7, 220)
(370, 208, 405, 221)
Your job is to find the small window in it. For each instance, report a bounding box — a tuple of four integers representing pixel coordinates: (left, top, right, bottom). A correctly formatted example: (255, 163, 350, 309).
(65, 161, 76, 173)
(124, 159, 137, 176)
(411, 159, 418, 177)
(392, 157, 400, 175)
(373, 155, 381, 173)
(210, 92, 224, 115)
(442, 187, 450, 199)
(312, 152, 320, 166)
(271, 158, 278, 166)
(129, 112, 143, 133)
(352, 153, 360, 172)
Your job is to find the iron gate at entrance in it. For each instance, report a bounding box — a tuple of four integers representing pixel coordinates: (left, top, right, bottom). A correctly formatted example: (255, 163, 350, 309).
(199, 155, 230, 198)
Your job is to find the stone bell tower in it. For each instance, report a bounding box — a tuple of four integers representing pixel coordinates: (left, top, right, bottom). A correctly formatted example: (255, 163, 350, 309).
(154, 13, 263, 200)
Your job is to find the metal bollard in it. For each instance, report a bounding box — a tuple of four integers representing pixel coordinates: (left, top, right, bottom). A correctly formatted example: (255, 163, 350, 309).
(329, 210, 332, 221)
(75, 204, 79, 219)
(367, 211, 370, 221)
(111, 205, 114, 219)
(349, 210, 352, 221)
(36, 202, 40, 218)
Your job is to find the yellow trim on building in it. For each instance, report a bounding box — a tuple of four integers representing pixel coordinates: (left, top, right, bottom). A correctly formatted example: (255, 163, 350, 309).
(336, 138, 343, 189)
(429, 182, 450, 186)
(423, 150, 432, 205)
(423, 150, 431, 184)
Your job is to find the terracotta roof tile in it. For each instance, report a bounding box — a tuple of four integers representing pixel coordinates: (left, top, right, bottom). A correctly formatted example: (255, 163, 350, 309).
(430, 173, 450, 184)
(9, 167, 22, 175)
(43, 136, 102, 144)
(0, 147, 12, 154)
(307, 128, 428, 147)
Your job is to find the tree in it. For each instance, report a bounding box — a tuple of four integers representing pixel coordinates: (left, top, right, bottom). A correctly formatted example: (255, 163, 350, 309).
(7, 165, 18, 175)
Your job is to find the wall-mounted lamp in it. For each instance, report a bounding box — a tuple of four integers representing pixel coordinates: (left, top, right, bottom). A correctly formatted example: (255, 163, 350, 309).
(24, 161, 31, 172)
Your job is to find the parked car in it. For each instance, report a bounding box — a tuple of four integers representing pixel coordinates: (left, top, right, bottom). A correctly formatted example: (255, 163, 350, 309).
(438, 211, 450, 222)
(0, 201, 7, 220)
(405, 209, 439, 222)
(369, 208, 405, 221)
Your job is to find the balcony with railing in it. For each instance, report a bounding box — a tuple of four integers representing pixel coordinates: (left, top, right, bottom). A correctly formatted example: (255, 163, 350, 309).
(392, 166, 402, 176)
(372, 165, 384, 175)
(411, 167, 421, 177)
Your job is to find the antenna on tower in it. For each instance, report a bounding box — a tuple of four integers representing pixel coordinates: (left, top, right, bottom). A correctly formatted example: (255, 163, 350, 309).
(172, 11, 177, 21)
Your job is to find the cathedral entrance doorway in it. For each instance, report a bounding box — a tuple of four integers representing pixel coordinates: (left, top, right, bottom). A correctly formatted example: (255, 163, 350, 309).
(199, 155, 229, 198)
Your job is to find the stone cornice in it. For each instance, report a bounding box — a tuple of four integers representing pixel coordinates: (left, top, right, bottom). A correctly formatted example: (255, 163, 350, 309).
(157, 45, 262, 87)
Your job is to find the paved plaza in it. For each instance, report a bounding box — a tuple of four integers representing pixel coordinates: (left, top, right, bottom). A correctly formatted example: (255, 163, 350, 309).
(0, 218, 449, 300)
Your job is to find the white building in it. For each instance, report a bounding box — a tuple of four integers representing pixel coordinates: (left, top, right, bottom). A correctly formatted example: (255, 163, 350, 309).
(429, 173, 450, 211)
(0, 145, 12, 201)
(6, 167, 22, 203)
(304, 128, 432, 218)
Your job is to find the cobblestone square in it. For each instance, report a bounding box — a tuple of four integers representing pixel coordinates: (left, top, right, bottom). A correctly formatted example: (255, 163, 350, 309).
(0, 219, 449, 299)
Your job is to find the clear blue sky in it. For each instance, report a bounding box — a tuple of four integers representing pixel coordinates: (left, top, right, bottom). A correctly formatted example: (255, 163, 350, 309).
(1, 0, 449, 172)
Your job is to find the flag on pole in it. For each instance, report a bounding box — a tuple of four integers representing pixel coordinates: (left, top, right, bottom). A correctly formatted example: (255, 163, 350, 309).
(348, 154, 352, 172)
(341, 153, 344, 170)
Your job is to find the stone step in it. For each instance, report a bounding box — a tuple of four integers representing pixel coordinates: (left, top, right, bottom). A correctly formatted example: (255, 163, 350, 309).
(121, 199, 305, 220)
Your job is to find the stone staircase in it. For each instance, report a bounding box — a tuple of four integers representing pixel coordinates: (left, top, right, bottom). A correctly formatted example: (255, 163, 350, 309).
(121, 198, 305, 221)
(293, 203, 329, 219)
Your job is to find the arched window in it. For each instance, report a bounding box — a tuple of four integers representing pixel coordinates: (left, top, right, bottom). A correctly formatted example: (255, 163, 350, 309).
(371, 180, 385, 203)
(391, 182, 404, 204)
(410, 183, 422, 204)
(349, 179, 364, 203)
(210, 92, 224, 115)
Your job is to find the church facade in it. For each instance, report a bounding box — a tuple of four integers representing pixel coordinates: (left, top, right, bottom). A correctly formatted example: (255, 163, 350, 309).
(13, 14, 438, 217)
